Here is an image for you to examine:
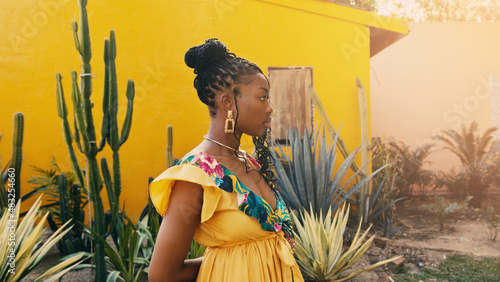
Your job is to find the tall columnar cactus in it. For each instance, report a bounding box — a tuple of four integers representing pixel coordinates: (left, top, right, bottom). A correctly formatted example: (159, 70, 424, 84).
(11, 112, 24, 204)
(356, 78, 370, 224)
(103, 32, 135, 240)
(56, 174, 73, 254)
(0, 134, 7, 209)
(308, 86, 362, 175)
(55, 0, 134, 280)
(166, 125, 173, 168)
(0, 113, 24, 210)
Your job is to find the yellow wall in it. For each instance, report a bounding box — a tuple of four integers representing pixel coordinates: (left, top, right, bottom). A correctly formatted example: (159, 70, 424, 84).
(1, 0, 405, 217)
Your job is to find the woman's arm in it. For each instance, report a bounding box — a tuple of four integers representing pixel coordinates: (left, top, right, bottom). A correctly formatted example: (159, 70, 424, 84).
(149, 180, 204, 282)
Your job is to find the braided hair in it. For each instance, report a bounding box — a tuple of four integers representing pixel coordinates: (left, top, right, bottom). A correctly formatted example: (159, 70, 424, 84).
(185, 38, 263, 116)
(184, 38, 277, 187)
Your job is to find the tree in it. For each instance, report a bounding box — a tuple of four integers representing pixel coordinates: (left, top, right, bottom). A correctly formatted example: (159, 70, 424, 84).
(375, 0, 500, 22)
(389, 141, 434, 197)
(326, 0, 377, 11)
(486, 143, 500, 190)
(432, 121, 498, 208)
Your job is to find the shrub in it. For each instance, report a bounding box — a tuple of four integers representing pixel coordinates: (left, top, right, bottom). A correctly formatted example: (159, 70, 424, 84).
(290, 204, 399, 281)
(421, 196, 471, 231)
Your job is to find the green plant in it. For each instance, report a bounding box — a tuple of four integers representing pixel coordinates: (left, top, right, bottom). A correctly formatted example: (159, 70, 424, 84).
(141, 125, 206, 262)
(82, 215, 155, 281)
(186, 240, 207, 260)
(135, 217, 155, 275)
(308, 86, 361, 175)
(432, 121, 497, 207)
(355, 78, 371, 224)
(308, 84, 395, 226)
(0, 195, 86, 281)
(10, 113, 23, 205)
(28, 157, 89, 255)
(484, 206, 500, 242)
(433, 168, 469, 198)
(396, 254, 500, 281)
(421, 196, 470, 231)
(271, 126, 386, 215)
(0, 113, 24, 212)
(140, 124, 176, 243)
(290, 204, 399, 281)
(369, 137, 405, 238)
(89, 218, 150, 282)
(165, 124, 174, 168)
(55, 0, 135, 280)
(382, 216, 403, 239)
(389, 141, 434, 198)
(0, 135, 8, 211)
(486, 149, 500, 190)
(367, 179, 404, 238)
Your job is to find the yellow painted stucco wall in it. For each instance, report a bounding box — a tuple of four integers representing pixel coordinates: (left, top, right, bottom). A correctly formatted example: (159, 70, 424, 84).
(1, 0, 406, 217)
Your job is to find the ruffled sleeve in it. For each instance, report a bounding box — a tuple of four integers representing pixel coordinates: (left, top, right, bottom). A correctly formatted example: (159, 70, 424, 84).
(149, 163, 223, 223)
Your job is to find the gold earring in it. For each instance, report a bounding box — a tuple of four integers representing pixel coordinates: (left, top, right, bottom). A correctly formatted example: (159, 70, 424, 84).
(224, 110, 234, 133)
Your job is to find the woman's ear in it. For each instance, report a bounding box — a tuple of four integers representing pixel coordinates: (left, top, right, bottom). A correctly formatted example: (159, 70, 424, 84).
(220, 92, 233, 111)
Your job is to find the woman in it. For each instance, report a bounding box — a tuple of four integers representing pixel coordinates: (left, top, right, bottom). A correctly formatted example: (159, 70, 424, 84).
(148, 39, 304, 282)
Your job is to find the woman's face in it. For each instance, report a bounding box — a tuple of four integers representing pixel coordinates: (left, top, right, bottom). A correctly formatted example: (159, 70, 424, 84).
(233, 73, 273, 137)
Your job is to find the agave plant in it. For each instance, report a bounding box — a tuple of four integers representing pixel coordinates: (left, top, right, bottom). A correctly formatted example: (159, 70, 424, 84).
(0, 195, 86, 282)
(271, 126, 386, 215)
(366, 178, 404, 238)
(290, 204, 399, 281)
(82, 215, 153, 281)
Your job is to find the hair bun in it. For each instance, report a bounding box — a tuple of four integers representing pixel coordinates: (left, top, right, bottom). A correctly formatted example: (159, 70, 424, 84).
(185, 38, 229, 73)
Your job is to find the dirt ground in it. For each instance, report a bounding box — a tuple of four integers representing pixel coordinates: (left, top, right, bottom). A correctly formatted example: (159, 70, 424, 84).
(348, 192, 500, 281)
(393, 193, 500, 258)
(22, 193, 500, 281)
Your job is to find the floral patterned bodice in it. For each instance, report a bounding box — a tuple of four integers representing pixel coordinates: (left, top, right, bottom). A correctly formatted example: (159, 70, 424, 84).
(177, 151, 295, 248)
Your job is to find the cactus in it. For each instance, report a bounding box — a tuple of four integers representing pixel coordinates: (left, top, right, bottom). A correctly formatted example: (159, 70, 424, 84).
(0, 113, 24, 209)
(102, 30, 135, 245)
(11, 112, 23, 204)
(28, 161, 90, 255)
(71, 181, 86, 244)
(0, 134, 7, 210)
(141, 124, 174, 244)
(57, 73, 86, 189)
(166, 125, 173, 168)
(0, 113, 24, 211)
(58, 174, 71, 226)
(308, 86, 362, 175)
(56, 173, 75, 255)
(356, 77, 370, 224)
(55, 0, 135, 280)
(145, 176, 161, 242)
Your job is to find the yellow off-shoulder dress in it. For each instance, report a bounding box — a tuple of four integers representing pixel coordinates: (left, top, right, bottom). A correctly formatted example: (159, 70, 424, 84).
(150, 151, 304, 282)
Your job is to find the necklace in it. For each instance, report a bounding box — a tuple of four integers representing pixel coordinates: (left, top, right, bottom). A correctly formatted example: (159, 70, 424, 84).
(203, 135, 241, 152)
(203, 135, 250, 169)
